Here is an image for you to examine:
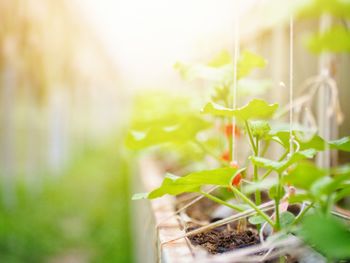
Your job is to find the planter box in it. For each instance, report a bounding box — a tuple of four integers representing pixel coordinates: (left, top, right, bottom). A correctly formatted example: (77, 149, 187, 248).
(133, 157, 203, 263)
(133, 158, 327, 263)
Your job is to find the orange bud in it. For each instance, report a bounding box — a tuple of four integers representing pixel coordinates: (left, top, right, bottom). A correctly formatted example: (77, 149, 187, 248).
(221, 151, 230, 162)
(224, 124, 240, 138)
(231, 173, 242, 187)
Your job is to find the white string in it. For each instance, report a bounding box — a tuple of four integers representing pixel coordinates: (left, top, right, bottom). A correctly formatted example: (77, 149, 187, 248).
(231, 1, 240, 162)
(288, 15, 294, 158)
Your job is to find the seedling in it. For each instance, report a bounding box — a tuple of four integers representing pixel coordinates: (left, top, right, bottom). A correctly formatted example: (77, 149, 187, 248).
(129, 49, 350, 258)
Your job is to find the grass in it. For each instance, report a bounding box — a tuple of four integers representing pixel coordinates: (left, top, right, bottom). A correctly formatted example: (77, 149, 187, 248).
(0, 138, 133, 263)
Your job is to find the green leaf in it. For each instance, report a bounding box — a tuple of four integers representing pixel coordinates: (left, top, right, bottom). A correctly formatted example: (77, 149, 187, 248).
(248, 215, 266, 225)
(300, 214, 350, 259)
(297, 0, 350, 19)
(289, 193, 313, 204)
(250, 120, 271, 138)
(207, 50, 232, 67)
(126, 115, 211, 150)
(269, 130, 350, 153)
(202, 99, 278, 120)
(202, 102, 234, 117)
(250, 149, 317, 173)
(269, 185, 285, 200)
(280, 211, 296, 228)
(335, 185, 350, 203)
(306, 27, 350, 54)
(233, 99, 278, 120)
(284, 161, 327, 190)
(174, 61, 232, 83)
(329, 137, 350, 152)
(238, 50, 267, 79)
(174, 50, 266, 83)
(143, 167, 243, 199)
(148, 173, 200, 199)
(310, 170, 350, 199)
(310, 176, 334, 197)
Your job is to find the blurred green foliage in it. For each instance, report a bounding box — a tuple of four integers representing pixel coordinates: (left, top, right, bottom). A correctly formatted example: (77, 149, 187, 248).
(0, 139, 133, 263)
(300, 214, 350, 259)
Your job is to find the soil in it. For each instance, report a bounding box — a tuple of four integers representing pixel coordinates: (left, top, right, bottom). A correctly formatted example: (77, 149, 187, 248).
(177, 192, 302, 260)
(186, 223, 260, 254)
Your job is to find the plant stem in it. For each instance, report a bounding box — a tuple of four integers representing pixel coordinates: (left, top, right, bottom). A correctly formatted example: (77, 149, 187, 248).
(274, 173, 283, 231)
(254, 136, 261, 206)
(229, 185, 275, 227)
(261, 150, 289, 180)
(260, 140, 270, 157)
(200, 191, 244, 212)
(275, 199, 280, 231)
(244, 120, 256, 153)
(293, 202, 314, 225)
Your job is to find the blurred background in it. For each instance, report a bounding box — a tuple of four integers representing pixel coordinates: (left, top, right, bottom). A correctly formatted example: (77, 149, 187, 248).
(0, 0, 349, 262)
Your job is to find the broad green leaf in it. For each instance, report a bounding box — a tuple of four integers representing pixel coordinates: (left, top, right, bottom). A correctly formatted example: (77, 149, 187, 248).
(212, 79, 272, 104)
(269, 185, 285, 200)
(250, 149, 317, 173)
(148, 174, 200, 199)
(300, 214, 350, 259)
(250, 120, 271, 138)
(207, 50, 232, 67)
(306, 27, 350, 54)
(289, 193, 313, 204)
(297, 0, 350, 19)
(237, 50, 267, 79)
(269, 130, 325, 151)
(332, 163, 350, 176)
(310, 176, 334, 197)
(280, 211, 296, 228)
(130, 92, 196, 128)
(334, 185, 350, 203)
(233, 99, 278, 120)
(248, 215, 266, 225)
(174, 50, 266, 83)
(202, 102, 234, 117)
(310, 170, 350, 198)
(329, 137, 350, 152)
(268, 130, 350, 153)
(284, 161, 327, 190)
(126, 116, 211, 150)
(174, 62, 232, 83)
(142, 167, 243, 199)
(202, 99, 278, 120)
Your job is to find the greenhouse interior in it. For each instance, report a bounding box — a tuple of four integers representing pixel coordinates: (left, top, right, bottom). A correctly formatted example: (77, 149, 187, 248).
(0, 0, 350, 262)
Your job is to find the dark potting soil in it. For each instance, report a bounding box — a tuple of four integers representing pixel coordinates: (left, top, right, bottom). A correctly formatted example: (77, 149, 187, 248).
(186, 223, 260, 254)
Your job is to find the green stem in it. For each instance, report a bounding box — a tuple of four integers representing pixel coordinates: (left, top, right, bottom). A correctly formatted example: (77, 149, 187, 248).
(274, 173, 283, 231)
(261, 150, 289, 180)
(229, 185, 275, 227)
(200, 191, 244, 212)
(254, 136, 261, 206)
(275, 199, 281, 231)
(244, 120, 257, 153)
(294, 202, 314, 225)
(260, 140, 270, 157)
